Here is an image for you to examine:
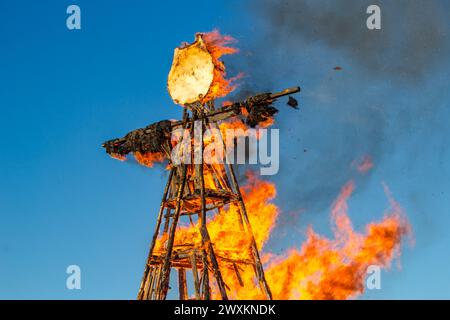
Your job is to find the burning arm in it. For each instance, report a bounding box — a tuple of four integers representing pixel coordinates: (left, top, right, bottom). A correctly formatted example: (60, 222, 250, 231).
(102, 120, 173, 164)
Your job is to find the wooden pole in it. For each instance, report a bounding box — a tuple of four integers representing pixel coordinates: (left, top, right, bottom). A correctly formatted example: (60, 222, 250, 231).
(178, 268, 188, 300)
(198, 116, 228, 300)
(233, 263, 244, 287)
(208, 119, 273, 300)
(147, 267, 157, 299)
(201, 253, 210, 300)
(138, 168, 175, 299)
(151, 264, 162, 300)
(136, 105, 276, 300)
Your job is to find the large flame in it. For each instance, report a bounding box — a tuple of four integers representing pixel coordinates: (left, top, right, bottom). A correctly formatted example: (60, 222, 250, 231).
(154, 169, 411, 300)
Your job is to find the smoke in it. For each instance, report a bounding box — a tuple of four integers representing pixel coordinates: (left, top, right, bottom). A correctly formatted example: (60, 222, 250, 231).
(247, 0, 449, 82)
(227, 0, 450, 215)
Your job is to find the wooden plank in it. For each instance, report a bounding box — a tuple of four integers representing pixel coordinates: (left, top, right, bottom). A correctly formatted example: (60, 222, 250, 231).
(224, 144, 273, 300)
(151, 264, 162, 300)
(156, 117, 193, 300)
(146, 266, 156, 300)
(178, 268, 188, 300)
(190, 253, 201, 300)
(233, 263, 244, 287)
(156, 163, 188, 300)
(137, 168, 175, 300)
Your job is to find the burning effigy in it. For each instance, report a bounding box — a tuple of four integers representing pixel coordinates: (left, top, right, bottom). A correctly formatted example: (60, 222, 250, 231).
(102, 30, 410, 300)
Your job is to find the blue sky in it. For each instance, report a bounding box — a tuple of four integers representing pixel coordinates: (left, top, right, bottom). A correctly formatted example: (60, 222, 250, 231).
(0, 0, 449, 299)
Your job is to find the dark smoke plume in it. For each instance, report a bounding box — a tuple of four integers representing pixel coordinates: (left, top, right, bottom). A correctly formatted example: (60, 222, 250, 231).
(226, 0, 450, 216)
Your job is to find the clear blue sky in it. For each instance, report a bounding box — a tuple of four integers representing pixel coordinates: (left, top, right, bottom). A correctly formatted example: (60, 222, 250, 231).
(0, 0, 449, 299)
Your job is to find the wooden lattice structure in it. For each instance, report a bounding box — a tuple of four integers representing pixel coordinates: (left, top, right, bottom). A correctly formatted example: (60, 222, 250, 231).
(136, 105, 273, 300)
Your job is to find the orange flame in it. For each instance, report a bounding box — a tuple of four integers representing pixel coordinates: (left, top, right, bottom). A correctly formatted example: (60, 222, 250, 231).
(202, 30, 241, 102)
